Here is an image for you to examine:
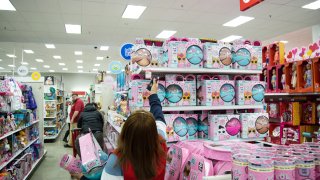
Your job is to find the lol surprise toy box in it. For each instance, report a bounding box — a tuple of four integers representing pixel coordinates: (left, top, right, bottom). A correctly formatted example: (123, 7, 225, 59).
(179, 153, 213, 180)
(165, 74, 197, 106)
(164, 114, 198, 142)
(165, 144, 189, 180)
(198, 112, 209, 139)
(184, 38, 204, 68)
(235, 80, 265, 105)
(232, 44, 262, 70)
(203, 42, 232, 69)
(208, 114, 241, 141)
(198, 79, 235, 106)
(167, 39, 188, 68)
(240, 113, 269, 138)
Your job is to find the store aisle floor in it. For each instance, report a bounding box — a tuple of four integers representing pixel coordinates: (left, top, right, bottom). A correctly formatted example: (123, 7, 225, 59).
(30, 127, 73, 180)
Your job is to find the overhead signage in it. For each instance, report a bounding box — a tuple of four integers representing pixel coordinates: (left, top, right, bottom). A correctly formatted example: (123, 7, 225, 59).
(240, 0, 264, 11)
(120, 43, 134, 61)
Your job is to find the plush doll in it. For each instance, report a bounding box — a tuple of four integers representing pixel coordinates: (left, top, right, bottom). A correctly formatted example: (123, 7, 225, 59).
(291, 63, 297, 89)
(281, 66, 286, 90)
(304, 63, 312, 88)
(271, 69, 277, 90)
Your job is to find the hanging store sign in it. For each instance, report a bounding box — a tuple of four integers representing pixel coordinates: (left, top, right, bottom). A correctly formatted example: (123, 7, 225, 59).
(240, 0, 263, 11)
(108, 61, 123, 74)
(120, 43, 134, 61)
(17, 66, 28, 76)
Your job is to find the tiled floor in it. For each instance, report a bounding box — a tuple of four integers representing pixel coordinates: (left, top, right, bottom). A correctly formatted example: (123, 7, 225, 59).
(30, 128, 73, 180)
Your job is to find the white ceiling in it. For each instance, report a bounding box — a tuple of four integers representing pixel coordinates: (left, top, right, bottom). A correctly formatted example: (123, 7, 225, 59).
(0, 0, 320, 73)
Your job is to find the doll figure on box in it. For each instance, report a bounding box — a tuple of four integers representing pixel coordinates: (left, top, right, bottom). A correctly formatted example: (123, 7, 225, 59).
(304, 63, 312, 88)
(244, 91, 252, 105)
(291, 63, 297, 89)
(266, 49, 269, 66)
(251, 57, 258, 69)
(212, 91, 220, 105)
(212, 57, 220, 68)
(248, 127, 258, 138)
(281, 66, 286, 90)
(142, 91, 150, 106)
(263, 69, 268, 90)
(271, 69, 277, 90)
(177, 52, 186, 68)
(274, 45, 280, 65)
(182, 92, 191, 106)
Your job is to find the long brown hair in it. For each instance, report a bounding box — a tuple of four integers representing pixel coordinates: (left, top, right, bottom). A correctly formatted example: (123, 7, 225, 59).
(116, 110, 165, 179)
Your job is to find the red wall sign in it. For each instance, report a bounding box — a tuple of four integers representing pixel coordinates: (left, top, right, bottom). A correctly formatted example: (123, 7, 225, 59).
(240, 0, 264, 11)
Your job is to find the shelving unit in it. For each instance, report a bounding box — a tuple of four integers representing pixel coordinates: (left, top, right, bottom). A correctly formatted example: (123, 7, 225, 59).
(23, 150, 47, 180)
(44, 122, 66, 140)
(0, 120, 39, 140)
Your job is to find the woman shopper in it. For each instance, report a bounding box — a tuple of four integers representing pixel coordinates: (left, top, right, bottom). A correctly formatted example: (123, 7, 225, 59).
(72, 78, 167, 180)
(63, 98, 72, 143)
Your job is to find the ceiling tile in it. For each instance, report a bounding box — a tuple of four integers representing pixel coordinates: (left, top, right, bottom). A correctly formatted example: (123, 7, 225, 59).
(58, 0, 82, 14)
(20, 12, 62, 24)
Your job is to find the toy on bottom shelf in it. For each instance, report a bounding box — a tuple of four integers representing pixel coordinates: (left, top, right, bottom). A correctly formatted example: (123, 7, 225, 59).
(235, 80, 265, 105)
(240, 113, 269, 138)
(284, 62, 298, 92)
(208, 114, 241, 141)
(279, 102, 300, 126)
(267, 103, 279, 119)
(180, 153, 213, 180)
(0, 138, 12, 164)
(301, 102, 316, 124)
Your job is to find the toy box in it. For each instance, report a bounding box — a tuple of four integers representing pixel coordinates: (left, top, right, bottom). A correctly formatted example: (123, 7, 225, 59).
(284, 62, 299, 93)
(297, 60, 314, 93)
(165, 75, 196, 106)
(198, 80, 235, 106)
(165, 144, 189, 180)
(232, 44, 262, 70)
(262, 46, 269, 67)
(179, 153, 213, 180)
(276, 65, 286, 92)
(279, 102, 301, 126)
(313, 57, 320, 92)
(167, 40, 188, 68)
(267, 103, 280, 119)
(269, 42, 285, 66)
(203, 42, 232, 69)
(235, 80, 265, 105)
(198, 113, 209, 139)
(164, 114, 198, 142)
(268, 123, 281, 145)
(240, 113, 269, 138)
(184, 39, 204, 68)
(208, 114, 241, 141)
(282, 125, 303, 145)
(301, 102, 316, 125)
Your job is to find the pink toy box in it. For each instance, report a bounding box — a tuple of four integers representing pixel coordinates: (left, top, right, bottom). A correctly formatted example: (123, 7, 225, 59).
(232, 154, 253, 180)
(208, 114, 241, 141)
(240, 113, 269, 139)
(198, 79, 236, 106)
(235, 80, 265, 105)
(179, 153, 213, 180)
(203, 42, 232, 69)
(248, 158, 274, 180)
(164, 114, 198, 142)
(165, 74, 197, 106)
(60, 154, 82, 173)
(232, 44, 262, 70)
(295, 156, 315, 180)
(273, 157, 295, 180)
(165, 144, 190, 180)
(198, 112, 209, 139)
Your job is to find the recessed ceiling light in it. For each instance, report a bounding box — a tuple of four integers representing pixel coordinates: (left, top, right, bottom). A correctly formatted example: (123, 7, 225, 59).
(65, 24, 81, 34)
(59, 63, 66, 66)
(8, 64, 15, 67)
(35, 59, 44, 62)
(21, 62, 29, 65)
(0, 0, 16, 11)
(0, 67, 4, 70)
(62, 68, 68, 71)
(24, 50, 34, 54)
(45, 44, 55, 49)
(77, 66, 83, 69)
(6, 54, 16, 58)
(0, 59, 2, 61)
(100, 46, 109, 51)
(53, 55, 61, 59)
(43, 65, 50, 68)
(74, 51, 82, 55)
(220, 35, 243, 42)
(280, 40, 288, 44)
(49, 70, 55, 72)
(78, 70, 83, 73)
(156, 30, 177, 39)
(223, 16, 254, 27)
(30, 67, 37, 70)
(76, 60, 83, 63)
(302, 0, 320, 10)
(96, 56, 104, 60)
(122, 5, 146, 19)
(92, 69, 98, 71)
(94, 64, 100, 67)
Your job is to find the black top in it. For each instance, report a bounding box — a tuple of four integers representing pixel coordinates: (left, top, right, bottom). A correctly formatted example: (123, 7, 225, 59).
(77, 105, 104, 134)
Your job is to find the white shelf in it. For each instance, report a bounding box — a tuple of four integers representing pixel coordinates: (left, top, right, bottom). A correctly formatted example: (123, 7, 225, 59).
(159, 104, 263, 111)
(23, 149, 47, 180)
(44, 125, 56, 128)
(0, 137, 40, 170)
(44, 117, 56, 118)
(141, 67, 262, 75)
(44, 100, 56, 102)
(44, 123, 65, 140)
(265, 92, 320, 96)
(204, 174, 231, 180)
(116, 91, 128, 94)
(0, 120, 39, 141)
(107, 113, 122, 134)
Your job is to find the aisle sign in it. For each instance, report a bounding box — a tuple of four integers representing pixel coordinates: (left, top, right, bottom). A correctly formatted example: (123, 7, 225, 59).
(108, 61, 123, 74)
(31, 71, 41, 81)
(120, 43, 134, 61)
(240, 0, 263, 11)
(17, 66, 28, 76)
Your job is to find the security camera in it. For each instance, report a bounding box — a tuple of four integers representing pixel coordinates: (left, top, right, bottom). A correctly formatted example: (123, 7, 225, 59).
(106, 56, 110, 59)
(94, 46, 98, 49)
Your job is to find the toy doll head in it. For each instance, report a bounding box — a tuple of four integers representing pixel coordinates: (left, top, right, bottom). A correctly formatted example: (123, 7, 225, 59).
(212, 91, 220, 101)
(166, 126, 174, 138)
(263, 69, 267, 76)
(131, 48, 151, 67)
(272, 69, 276, 75)
(182, 92, 190, 101)
(183, 161, 191, 177)
(166, 151, 173, 164)
(212, 57, 220, 65)
(150, 60, 158, 67)
(244, 91, 252, 101)
(219, 47, 232, 66)
(248, 127, 257, 138)
(177, 53, 186, 63)
(142, 91, 150, 100)
(306, 63, 311, 70)
(251, 56, 258, 65)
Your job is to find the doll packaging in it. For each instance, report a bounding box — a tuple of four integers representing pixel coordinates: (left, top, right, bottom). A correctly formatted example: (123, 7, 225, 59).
(240, 113, 269, 138)
(208, 114, 241, 141)
(235, 80, 265, 105)
(203, 42, 232, 69)
(198, 112, 209, 139)
(232, 44, 262, 70)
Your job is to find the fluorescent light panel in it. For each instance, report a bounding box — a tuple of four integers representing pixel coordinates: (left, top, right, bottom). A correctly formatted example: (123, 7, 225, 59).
(220, 35, 243, 42)
(92, 69, 98, 71)
(76, 60, 83, 63)
(94, 64, 100, 67)
(49, 70, 55, 72)
(62, 68, 68, 71)
(7, 54, 16, 58)
(0, 67, 4, 70)
(45, 44, 55, 49)
(21, 62, 29, 65)
(223, 16, 254, 27)
(43, 65, 50, 68)
(156, 30, 177, 39)
(59, 63, 66, 66)
(302, 0, 320, 10)
(78, 70, 83, 73)
(0, 0, 16, 11)
(0, 59, 2, 61)
(74, 51, 82, 55)
(53, 55, 61, 59)
(8, 65, 15, 67)
(280, 40, 288, 44)
(100, 46, 109, 51)
(65, 24, 81, 34)
(122, 5, 146, 19)
(106, 71, 111, 73)
(36, 59, 44, 62)
(96, 56, 104, 60)
(30, 67, 37, 70)
(77, 66, 83, 69)
(24, 50, 34, 54)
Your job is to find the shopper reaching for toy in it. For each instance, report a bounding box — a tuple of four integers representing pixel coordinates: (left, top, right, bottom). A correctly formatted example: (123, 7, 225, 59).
(69, 78, 167, 180)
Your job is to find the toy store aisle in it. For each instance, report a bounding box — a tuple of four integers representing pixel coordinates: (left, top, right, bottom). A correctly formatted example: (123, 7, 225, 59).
(30, 128, 72, 180)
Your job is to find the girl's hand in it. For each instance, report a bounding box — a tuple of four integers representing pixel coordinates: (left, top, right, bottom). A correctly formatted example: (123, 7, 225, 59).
(150, 78, 158, 95)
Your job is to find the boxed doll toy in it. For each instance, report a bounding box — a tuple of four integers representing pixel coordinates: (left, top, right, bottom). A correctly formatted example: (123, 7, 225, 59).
(203, 42, 232, 69)
(165, 75, 196, 106)
(240, 113, 269, 138)
(180, 153, 213, 180)
(198, 113, 209, 139)
(198, 79, 235, 106)
(164, 114, 198, 142)
(208, 114, 241, 141)
(235, 80, 265, 105)
(232, 44, 262, 70)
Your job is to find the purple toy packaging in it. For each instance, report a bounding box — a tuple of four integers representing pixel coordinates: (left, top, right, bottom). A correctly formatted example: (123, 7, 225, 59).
(240, 113, 269, 139)
(235, 80, 265, 105)
(208, 114, 241, 141)
(179, 153, 213, 180)
(203, 42, 232, 69)
(248, 158, 274, 180)
(60, 154, 82, 173)
(198, 112, 209, 139)
(198, 79, 235, 106)
(232, 44, 262, 70)
(273, 157, 295, 180)
(232, 154, 253, 180)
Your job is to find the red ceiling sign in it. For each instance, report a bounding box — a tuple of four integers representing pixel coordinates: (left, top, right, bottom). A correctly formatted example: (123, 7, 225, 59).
(240, 0, 264, 11)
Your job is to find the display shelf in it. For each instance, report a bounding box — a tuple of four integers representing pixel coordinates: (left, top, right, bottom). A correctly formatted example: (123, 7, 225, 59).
(107, 113, 123, 133)
(0, 137, 40, 170)
(23, 149, 47, 180)
(45, 108, 56, 111)
(44, 100, 56, 102)
(44, 123, 65, 140)
(265, 92, 320, 96)
(0, 120, 40, 141)
(44, 125, 57, 128)
(140, 67, 262, 75)
(116, 91, 128, 94)
(159, 105, 264, 111)
(44, 117, 56, 119)
(204, 174, 231, 180)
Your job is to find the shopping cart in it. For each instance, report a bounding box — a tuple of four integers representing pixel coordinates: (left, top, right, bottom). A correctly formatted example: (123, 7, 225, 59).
(71, 128, 82, 157)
